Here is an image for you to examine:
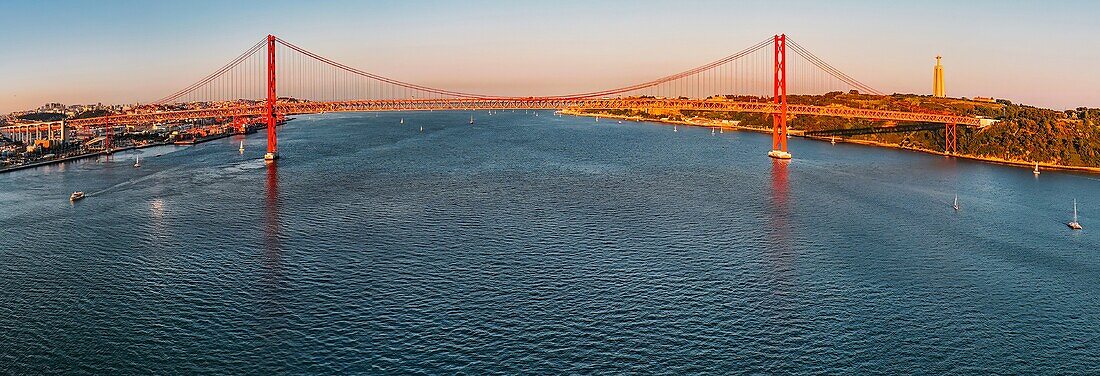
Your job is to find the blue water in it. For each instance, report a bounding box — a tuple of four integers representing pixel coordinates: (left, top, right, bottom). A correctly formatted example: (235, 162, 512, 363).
(1, 111, 1098, 374)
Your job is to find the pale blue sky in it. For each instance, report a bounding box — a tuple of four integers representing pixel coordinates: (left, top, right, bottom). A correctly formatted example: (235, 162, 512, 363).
(1, 0, 1098, 112)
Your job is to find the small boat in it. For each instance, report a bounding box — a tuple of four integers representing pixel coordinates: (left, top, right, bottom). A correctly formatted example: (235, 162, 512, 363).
(400, 118, 404, 124)
(720, 128, 723, 134)
(1033, 162, 1040, 176)
(1068, 199, 1083, 230)
(595, 116, 599, 122)
(239, 141, 244, 154)
(70, 191, 85, 201)
(617, 120, 622, 124)
(133, 156, 141, 168)
(674, 125, 678, 132)
(831, 137, 837, 145)
(419, 125, 424, 132)
(952, 194, 959, 211)
(469, 115, 475, 125)
(711, 128, 716, 135)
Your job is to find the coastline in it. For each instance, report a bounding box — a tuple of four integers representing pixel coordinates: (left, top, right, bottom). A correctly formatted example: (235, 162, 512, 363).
(1, 122, 273, 175)
(560, 110, 1100, 175)
(0, 141, 172, 174)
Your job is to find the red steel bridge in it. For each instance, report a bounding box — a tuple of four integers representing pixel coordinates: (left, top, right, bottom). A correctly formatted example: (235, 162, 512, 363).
(7, 34, 981, 160)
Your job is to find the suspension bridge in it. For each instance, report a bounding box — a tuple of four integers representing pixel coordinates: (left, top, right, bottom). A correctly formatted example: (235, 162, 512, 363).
(3, 34, 981, 160)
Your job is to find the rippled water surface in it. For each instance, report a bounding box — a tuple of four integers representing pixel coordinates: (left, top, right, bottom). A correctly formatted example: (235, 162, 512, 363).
(2, 111, 1099, 374)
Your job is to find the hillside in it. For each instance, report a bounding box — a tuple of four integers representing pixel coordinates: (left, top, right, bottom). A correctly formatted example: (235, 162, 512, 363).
(576, 93, 1100, 168)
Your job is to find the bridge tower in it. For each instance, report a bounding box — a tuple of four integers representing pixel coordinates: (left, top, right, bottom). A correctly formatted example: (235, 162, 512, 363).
(768, 34, 791, 159)
(105, 115, 111, 155)
(264, 34, 279, 161)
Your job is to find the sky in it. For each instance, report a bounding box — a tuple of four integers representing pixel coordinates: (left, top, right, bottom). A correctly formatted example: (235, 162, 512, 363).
(1, 0, 1098, 113)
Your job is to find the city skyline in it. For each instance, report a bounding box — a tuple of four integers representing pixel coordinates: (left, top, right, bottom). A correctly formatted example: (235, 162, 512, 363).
(2, 0, 1100, 113)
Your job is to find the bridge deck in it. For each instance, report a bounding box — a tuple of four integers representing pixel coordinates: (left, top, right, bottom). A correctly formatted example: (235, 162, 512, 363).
(20, 98, 980, 129)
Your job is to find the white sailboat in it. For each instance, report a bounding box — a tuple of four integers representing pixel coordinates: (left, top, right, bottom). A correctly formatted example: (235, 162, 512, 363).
(952, 194, 959, 211)
(469, 115, 475, 125)
(419, 125, 424, 132)
(674, 125, 678, 132)
(1033, 162, 1040, 176)
(1068, 199, 1083, 230)
(831, 137, 837, 145)
(239, 140, 244, 154)
(133, 156, 141, 168)
(400, 118, 404, 124)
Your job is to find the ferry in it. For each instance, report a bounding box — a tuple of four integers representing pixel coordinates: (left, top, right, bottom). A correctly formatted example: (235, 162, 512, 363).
(70, 191, 85, 201)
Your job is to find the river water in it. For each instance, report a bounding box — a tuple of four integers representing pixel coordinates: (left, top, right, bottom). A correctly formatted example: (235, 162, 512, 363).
(1, 111, 1097, 374)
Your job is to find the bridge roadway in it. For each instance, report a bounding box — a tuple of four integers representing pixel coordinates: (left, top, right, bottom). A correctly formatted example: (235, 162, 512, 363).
(17, 98, 981, 130)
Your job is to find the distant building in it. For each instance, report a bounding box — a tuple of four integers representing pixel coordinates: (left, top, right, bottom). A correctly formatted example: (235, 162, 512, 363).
(933, 56, 946, 98)
(972, 96, 996, 103)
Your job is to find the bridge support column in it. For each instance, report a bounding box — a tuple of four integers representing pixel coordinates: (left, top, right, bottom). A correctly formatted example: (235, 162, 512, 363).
(768, 34, 791, 160)
(105, 116, 111, 155)
(264, 34, 279, 161)
(945, 123, 957, 155)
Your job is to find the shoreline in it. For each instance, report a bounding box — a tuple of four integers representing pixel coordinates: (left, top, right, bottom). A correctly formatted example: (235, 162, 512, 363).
(561, 110, 1100, 175)
(1, 123, 268, 175)
(0, 141, 173, 174)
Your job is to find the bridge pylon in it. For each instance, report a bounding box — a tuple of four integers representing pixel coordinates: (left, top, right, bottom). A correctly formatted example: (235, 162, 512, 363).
(768, 34, 791, 160)
(264, 34, 279, 161)
(105, 115, 111, 156)
(945, 123, 957, 155)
